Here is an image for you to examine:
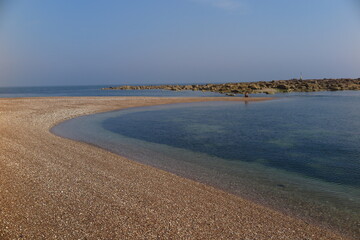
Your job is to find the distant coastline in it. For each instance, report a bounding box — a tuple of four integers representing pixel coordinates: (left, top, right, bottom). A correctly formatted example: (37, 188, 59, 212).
(103, 78, 360, 95)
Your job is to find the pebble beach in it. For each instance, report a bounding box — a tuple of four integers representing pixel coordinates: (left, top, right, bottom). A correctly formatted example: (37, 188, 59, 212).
(0, 96, 350, 239)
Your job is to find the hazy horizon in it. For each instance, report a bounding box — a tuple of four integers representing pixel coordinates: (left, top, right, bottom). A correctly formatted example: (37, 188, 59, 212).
(0, 0, 359, 87)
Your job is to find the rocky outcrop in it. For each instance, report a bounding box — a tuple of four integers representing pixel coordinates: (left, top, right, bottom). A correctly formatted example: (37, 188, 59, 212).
(102, 78, 360, 95)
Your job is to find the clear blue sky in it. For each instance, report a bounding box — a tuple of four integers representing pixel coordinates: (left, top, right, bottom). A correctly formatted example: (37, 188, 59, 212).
(0, 0, 359, 87)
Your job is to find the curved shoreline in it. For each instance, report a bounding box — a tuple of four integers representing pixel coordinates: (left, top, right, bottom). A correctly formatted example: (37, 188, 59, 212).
(0, 96, 351, 239)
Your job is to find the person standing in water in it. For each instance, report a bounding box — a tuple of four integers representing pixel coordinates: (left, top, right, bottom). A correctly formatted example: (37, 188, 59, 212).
(244, 91, 249, 98)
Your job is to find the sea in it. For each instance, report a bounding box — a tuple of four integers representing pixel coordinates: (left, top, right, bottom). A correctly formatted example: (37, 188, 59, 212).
(0, 85, 223, 98)
(2, 86, 359, 238)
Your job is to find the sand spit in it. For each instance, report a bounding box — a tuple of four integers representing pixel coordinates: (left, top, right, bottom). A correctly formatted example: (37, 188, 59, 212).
(0, 97, 350, 239)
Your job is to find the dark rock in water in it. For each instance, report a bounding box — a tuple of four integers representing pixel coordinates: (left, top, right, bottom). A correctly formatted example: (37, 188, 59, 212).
(277, 184, 286, 188)
(276, 84, 289, 90)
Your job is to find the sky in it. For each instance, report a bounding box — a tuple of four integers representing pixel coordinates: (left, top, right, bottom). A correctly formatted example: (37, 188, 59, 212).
(0, 0, 359, 87)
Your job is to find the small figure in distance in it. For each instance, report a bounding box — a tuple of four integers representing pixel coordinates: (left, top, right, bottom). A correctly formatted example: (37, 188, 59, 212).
(244, 91, 249, 98)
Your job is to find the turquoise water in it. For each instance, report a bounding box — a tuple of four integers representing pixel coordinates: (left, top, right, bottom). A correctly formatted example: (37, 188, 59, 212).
(52, 91, 360, 238)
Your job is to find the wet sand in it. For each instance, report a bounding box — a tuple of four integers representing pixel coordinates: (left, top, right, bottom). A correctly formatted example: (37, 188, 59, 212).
(0, 96, 350, 239)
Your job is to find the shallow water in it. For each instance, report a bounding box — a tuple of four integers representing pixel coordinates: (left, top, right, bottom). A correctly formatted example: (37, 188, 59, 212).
(52, 91, 360, 238)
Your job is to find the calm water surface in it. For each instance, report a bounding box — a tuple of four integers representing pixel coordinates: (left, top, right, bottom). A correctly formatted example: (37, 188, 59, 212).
(52, 91, 360, 238)
(0, 85, 223, 98)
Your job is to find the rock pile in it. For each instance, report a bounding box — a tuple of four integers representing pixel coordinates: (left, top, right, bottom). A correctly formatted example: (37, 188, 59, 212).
(103, 78, 360, 95)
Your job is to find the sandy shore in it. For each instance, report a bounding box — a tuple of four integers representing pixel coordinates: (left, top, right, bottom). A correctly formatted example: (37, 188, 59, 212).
(0, 96, 350, 239)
